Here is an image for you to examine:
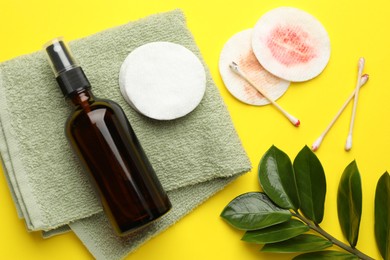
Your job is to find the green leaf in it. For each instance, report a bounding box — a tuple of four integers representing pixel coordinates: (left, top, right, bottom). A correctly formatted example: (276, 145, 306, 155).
(260, 234, 332, 253)
(220, 192, 291, 230)
(293, 250, 358, 259)
(242, 219, 309, 244)
(293, 145, 326, 224)
(258, 145, 300, 210)
(375, 172, 390, 260)
(337, 161, 362, 247)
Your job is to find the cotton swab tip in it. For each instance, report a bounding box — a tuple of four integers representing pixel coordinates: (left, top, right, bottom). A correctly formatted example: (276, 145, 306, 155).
(229, 61, 240, 73)
(345, 134, 353, 151)
(287, 114, 300, 127)
(311, 136, 324, 152)
(361, 74, 369, 85)
(358, 57, 365, 69)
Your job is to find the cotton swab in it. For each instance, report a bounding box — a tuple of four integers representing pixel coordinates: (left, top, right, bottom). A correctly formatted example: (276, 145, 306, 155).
(311, 73, 369, 151)
(219, 29, 290, 106)
(229, 61, 300, 126)
(345, 58, 365, 151)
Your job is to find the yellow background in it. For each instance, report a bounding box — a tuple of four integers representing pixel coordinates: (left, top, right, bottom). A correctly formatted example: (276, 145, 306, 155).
(0, 0, 388, 259)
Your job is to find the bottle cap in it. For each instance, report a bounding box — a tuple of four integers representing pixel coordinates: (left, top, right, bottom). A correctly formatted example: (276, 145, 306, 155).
(43, 37, 79, 77)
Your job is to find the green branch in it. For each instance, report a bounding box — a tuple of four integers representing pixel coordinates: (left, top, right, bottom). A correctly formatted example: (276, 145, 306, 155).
(292, 211, 374, 260)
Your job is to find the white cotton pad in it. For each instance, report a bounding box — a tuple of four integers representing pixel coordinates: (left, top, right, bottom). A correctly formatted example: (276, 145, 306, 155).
(219, 29, 290, 106)
(119, 42, 206, 120)
(252, 7, 331, 82)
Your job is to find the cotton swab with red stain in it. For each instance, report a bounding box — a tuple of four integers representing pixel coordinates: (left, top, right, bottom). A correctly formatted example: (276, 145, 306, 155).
(230, 61, 300, 126)
(311, 73, 369, 151)
(345, 57, 366, 151)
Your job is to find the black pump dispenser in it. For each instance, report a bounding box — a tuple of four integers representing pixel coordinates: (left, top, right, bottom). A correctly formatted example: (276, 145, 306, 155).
(44, 38, 90, 97)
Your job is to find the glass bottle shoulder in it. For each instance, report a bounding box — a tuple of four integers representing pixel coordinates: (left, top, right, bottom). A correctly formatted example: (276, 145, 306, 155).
(66, 98, 124, 128)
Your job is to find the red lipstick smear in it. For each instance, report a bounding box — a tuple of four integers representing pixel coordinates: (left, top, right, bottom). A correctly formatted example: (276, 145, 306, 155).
(266, 25, 316, 66)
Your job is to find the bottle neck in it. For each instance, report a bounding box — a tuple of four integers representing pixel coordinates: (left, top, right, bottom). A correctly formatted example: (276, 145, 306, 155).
(67, 89, 95, 112)
(55, 67, 91, 97)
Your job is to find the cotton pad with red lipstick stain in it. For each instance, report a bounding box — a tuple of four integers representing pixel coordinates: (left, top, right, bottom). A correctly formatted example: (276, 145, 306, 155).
(252, 7, 331, 82)
(219, 29, 290, 106)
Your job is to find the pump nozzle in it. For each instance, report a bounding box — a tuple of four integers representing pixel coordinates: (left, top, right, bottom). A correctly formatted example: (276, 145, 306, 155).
(44, 38, 79, 77)
(43, 38, 90, 97)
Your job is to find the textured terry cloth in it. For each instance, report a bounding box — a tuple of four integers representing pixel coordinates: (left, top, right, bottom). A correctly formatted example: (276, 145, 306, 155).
(0, 9, 251, 259)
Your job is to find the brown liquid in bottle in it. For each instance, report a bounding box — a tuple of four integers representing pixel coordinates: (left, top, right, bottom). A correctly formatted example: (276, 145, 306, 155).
(67, 90, 171, 234)
(44, 38, 171, 235)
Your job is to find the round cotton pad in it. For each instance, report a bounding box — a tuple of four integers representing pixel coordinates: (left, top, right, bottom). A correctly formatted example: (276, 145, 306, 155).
(219, 29, 290, 106)
(252, 7, 331, 82)
(119, 42, 206, 120)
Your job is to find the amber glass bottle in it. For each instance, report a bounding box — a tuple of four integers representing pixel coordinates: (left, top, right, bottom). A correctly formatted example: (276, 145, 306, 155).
(44, 38, 171, 235)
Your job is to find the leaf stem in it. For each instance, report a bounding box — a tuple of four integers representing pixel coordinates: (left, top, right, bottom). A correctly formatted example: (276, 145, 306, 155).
(292, 212, 374, 260)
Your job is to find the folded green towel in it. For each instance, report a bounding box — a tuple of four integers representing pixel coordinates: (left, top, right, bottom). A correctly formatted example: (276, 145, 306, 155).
(0, 9, 251, 259)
